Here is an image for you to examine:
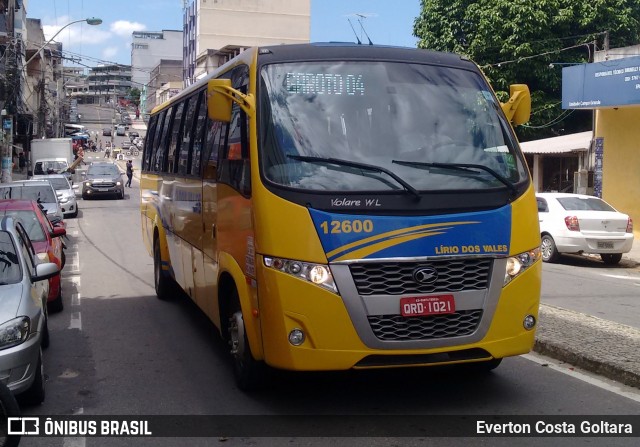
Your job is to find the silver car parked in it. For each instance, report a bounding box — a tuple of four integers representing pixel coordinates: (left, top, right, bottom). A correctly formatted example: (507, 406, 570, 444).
(0, 180, 64, 223)
(0, 216, 59, 404)
(32, 174, 79, 218)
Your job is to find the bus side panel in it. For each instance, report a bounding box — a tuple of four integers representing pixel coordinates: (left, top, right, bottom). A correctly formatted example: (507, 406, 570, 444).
(509, 185, 541, 255)
(141, 172, 175, 280)
(216, 184, 263, 359)
(218, 251, 264, 360)
(140, 172, 160, 257)
(198, 180, 219, 328)
(252, 185, 328, 264)
(158, 176, 188, 289)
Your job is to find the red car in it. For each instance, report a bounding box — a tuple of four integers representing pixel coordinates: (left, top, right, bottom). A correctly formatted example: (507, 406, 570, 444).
(0, 200, 66, 311)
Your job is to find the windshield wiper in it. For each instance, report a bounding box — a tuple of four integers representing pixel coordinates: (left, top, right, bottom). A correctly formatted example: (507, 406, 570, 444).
(287, 155, 421, 200)
(392, 160, 517, 197)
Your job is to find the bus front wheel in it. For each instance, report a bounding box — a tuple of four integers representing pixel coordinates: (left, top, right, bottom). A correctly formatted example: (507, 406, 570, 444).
(228, 290, 265, 391)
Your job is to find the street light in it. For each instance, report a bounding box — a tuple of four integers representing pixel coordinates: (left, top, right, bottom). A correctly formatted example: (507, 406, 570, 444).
(25, 17, 102, 66)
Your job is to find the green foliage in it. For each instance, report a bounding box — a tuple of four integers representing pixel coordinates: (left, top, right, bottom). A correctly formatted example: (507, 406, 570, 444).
(413, 0, 640, 140)
(128, 87, 141, 105)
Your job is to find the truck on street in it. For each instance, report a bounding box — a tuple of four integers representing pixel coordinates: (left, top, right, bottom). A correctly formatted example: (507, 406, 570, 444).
(29, 138, 74, 177)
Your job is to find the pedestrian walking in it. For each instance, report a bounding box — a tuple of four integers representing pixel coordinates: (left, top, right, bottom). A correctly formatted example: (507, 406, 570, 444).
(125, 159, 134, 187)
(18, 152, 26, 173)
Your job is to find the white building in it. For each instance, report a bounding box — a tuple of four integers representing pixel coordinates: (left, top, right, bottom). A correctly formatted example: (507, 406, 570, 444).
(131, 30, 183, 92)
(183, 0, 310, 85)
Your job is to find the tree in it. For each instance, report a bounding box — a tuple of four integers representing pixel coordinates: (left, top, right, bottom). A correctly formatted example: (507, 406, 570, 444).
(413, 0, 640, 140)
(128, 87, 141, 106)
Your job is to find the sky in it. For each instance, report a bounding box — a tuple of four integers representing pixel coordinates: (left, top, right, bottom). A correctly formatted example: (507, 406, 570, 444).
(25, 0, 420, 69)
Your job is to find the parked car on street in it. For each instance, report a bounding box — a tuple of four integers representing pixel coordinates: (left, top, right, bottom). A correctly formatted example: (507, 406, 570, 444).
(0, 200, 66, 311)
(0, 180, 64, 223)
(0, 216, 59, 404)
(536, 193, 634, 265)
(82, 162, 125, 200)
(103, 128, 112, 136)
(31, 174, 79, 218)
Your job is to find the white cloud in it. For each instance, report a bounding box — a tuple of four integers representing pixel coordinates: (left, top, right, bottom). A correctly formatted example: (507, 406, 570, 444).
(111, 20, 146, 37)
(101, 47, 119, 61)
(42, 22, 111, 47)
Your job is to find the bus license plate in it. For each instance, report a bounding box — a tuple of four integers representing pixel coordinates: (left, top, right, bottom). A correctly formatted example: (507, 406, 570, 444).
(400, 295, 455, 317)
(597, 241, 614, 249)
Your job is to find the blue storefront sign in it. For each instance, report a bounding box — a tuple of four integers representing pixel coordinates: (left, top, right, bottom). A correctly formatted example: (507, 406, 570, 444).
(562, 55, 640, 109)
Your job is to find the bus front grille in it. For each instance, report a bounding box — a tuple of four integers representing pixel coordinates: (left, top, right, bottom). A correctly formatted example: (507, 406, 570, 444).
(368, 310, 483, 341)
(349, 259, 492, 296)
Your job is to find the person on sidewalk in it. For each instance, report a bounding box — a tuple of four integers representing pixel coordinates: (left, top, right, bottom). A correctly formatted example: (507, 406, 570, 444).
(18, 152, 26, 173)
(125, 160, 134, 188)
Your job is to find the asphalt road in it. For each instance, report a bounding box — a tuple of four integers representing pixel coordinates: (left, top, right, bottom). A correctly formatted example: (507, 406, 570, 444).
(540, 255, 640, 329)
(15, 172, 640, 446)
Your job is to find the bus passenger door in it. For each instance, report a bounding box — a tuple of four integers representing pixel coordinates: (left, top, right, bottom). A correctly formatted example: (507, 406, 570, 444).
(196, 94, 223, 328)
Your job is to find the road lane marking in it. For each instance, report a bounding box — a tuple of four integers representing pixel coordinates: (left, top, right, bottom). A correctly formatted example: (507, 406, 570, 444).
(63, 407, 85, 447)
(524, 352, 640, 403)
(601, 273, 640, 285)
(68, 312, 82, 330)
(71, 293, 81, 306)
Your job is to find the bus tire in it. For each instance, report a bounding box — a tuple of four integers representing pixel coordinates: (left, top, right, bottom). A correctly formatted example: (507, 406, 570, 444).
(153, 239, 175, 300)
(228, 289, 265, 391)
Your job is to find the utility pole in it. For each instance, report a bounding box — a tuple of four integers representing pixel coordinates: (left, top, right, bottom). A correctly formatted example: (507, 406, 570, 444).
(1, 0, 16, 183)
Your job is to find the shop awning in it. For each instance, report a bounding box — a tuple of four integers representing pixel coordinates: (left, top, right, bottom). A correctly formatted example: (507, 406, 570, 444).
(519, 131, 592, 154)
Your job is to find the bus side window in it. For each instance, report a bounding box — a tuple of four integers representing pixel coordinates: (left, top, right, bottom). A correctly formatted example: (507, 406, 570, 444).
(190, 91, 208, 177)
(167, 101, 186, 174)
(217, 66, 249, 195)
(143, 116, 158, 171)
(178, 93, 199, 176)
(150, 110, 166, 172)
(154, 107, 173, 173)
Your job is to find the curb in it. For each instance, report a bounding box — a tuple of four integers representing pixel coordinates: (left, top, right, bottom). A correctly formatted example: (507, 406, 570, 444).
(533, 304, 640, 388)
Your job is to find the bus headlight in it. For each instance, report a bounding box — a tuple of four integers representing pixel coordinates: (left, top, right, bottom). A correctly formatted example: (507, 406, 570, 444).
(504, 247, 541, 286)
(264, 256, 338, 293)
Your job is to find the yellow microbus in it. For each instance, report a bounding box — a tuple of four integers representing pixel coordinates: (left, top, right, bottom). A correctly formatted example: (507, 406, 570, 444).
(140, 43, 540, 390)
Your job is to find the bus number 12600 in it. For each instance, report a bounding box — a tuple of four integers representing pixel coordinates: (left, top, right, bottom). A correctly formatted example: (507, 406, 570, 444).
(320, 219, 374, 234)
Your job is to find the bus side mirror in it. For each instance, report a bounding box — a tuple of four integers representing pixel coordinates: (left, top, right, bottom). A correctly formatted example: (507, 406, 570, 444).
(501, 84, 531, 126)
(207, 79, 255, 122)
(207, 79, 233, 122)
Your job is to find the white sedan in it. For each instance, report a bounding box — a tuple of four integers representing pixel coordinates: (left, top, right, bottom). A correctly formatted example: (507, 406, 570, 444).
(536, 193, 634, 265)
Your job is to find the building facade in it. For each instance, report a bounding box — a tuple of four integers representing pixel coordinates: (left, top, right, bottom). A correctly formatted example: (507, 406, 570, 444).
(183, 0, 310, 85)
(78, 64, 132, 105)
(562, 44, 640, 239)
(146, 59, 183, 113)
(131, 30, 183, 94)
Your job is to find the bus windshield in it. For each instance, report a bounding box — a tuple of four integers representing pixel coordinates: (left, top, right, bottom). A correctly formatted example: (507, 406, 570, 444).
(260, 61, 529, 193)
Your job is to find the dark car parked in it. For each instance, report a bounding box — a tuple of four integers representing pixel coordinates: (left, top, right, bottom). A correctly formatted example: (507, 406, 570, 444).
(103, 128, 112, 136)
(82, 162, 125, 200)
